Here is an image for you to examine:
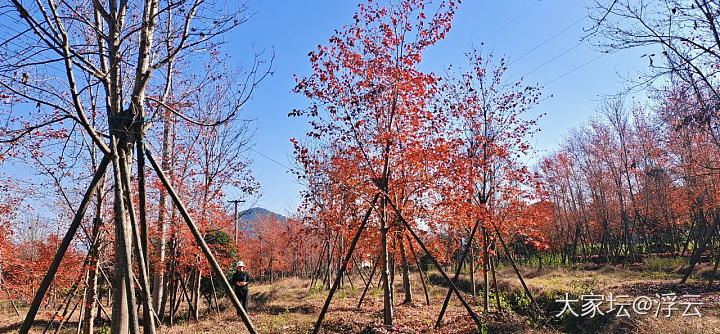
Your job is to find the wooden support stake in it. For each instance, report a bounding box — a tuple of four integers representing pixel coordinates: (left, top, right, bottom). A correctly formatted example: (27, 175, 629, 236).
(492, 221, 541, 315)
(352, 255, 368, 288)
(20, 155, 110, 334)
(357, 257, 379, 308)
(119, 153, 157, 333)
(406, 234, 430, 306)
(146, 149, 257, 334)
(385, 197, 483, 331)
(435, 218, 481, 328)
(312, 193, 379, 334)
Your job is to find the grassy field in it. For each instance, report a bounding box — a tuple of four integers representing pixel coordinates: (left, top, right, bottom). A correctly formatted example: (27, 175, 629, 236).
(2, 259, 719, 333)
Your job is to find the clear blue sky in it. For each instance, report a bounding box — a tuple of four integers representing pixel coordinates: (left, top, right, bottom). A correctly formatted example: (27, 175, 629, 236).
(227, 0, 652, 215)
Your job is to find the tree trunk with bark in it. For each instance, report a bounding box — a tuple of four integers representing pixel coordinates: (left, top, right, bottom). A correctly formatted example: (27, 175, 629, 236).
(399, 235, 412, 304)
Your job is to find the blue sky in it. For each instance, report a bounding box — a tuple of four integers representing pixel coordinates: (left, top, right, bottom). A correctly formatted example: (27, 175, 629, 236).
(227, 0, 653, 215)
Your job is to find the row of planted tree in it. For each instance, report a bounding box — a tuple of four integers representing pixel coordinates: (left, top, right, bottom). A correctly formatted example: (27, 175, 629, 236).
(538, 92, 720, 285)
(0, 0, 548, 330)
(3, 0, 720, 333)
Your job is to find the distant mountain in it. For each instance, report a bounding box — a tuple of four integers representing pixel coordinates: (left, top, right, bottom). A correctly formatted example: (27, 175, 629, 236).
(238, 207, 286, 222)
(236, 207, 286, 236)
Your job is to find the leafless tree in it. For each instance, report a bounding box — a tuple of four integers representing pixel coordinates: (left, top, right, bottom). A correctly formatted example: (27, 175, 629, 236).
(0, 0, 270, 332)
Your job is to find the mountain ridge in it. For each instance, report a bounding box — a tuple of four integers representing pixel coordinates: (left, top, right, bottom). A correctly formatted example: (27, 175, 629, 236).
(238, 207, 287, 222)
(236, 207, 287, 237)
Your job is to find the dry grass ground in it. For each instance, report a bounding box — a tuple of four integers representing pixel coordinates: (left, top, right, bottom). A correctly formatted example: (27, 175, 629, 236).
(2, 259, 719, 333)
(156, 275, 538, 334)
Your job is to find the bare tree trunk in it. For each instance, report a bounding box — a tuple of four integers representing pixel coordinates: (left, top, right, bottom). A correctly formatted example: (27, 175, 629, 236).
(53, 292, 83, 334)
(469, 241, 476, 298)
(492, 222, 540, 316)
(352, 256, 368, 288)
(399, 235, 412, 304)
(136, 132, 153, 330)
(162, 239, 177, 323)
(406, 235, 430, 306)
(390, 239, 396, 304)
(83, 217, 103, 334)
(0, 258, 20, 316)
(390, 203, 482, 331)
(119, 149, 157, 334)
(111, 145, 140, 334)
(193, 269, 201, 320)
(490, 251, 501, 310)
(3, 288, 20, 316)
(208, 271, 220, 315)
(76, 291, 85, 334)
(178, 274, 197, 321)
(44, 272, 84, 334)
(325, 235, 332, 290)
(682, 214, 720, 283)
(380, 196, 393, 326)
(309, 243, 327, 290)
(482, 227, 490, 312)
(168, 273, 178, 326)
(152, 116, 175, 321)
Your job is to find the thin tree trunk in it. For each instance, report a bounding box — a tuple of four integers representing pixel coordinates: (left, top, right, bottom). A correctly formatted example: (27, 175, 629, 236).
(53, 292, 83, 334)
(380, 195, 393, 326)
(83, 218, 103, 334)
(390, 238, 396, 304)
(76, 293, 85, 334)
(208, 272, 220, 316)
(309, 243, 327, 290)
(193, 269, 201, 320)
(324, 234, 332, 290)
(4, 288, 20, 316)
(469, 241, 476, 298)
(43, 277, 82, 334)
(492, 222, 541, 315)
(406, 235, 430, 306)
(399, 235, 412, 304)
(352, 255, 368, 287)
(482, 227, 490, 312)
(682, 214, 720, 283)
(490, 250, 501, 311)
(179, 274, 197, 320)
(168, 274, 178, 326)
